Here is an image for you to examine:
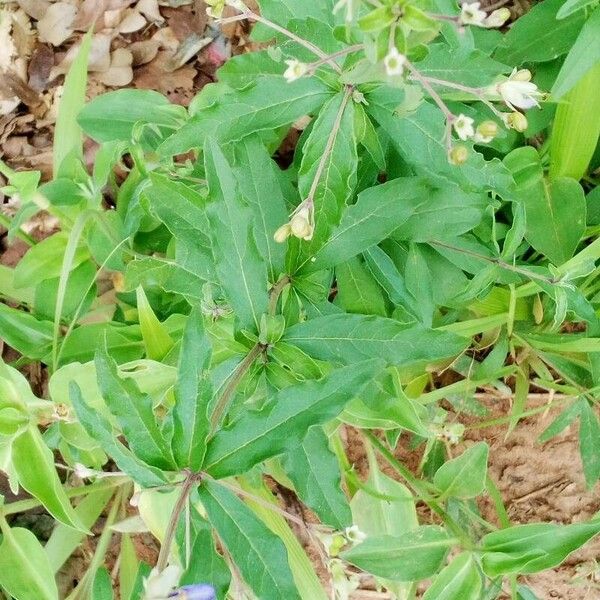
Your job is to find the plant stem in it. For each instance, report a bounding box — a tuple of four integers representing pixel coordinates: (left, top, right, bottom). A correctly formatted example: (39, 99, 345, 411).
(0, 213, 36, 245)
(156, 472, 202, 573)
(210, 343, 264, 430)
(268, 275, 291, 315)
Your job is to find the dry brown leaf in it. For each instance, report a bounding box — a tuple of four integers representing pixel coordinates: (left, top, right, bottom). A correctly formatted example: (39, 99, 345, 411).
(11, 9, 35, 58)
(151, 26, 180, 52)
(163, 33, 211, 71)
(130, 39, 160, 65)
(119, 8, 147, 33)
(49, 33, 112, 80)
(37, 2, 77, 47)
(16, 0, 50, 21)
(137, 0, 164, 23)
(96, 48, 133, 86)
(28, 43, 55, 91)
(134, 50, 195, 102)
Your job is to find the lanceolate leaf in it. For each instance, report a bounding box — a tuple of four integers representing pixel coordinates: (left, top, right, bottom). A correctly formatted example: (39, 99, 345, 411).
(299, 177, 428, 273)
(433, 442, 489, 499)
(203, 360, 383, 478)
(204, 138, 269, 334)
(0, 526, 59, 600)
(284, 314, 468, 367)
(296, 92, 358, 259)
(422, 553, 482, 600)
(197, 479, 300, 600)
(341, 526, 454, 581)
(578, 401, 600, 488)
(70, 382, 168, 488)
(282, 427, 352, 529)
(171, 308, 213, 471)
(95, 350, 175, 470)
(11, 427, 85, 531)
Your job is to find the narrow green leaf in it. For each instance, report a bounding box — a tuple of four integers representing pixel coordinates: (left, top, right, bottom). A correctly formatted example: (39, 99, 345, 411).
(579, 401, 600, 488)
(282, 427, 352, 529)
(422, 553, 482, 600)
(95, 350, 175, 470)
(0, 525, 59, 600)
(11, 427, 85, 531)
(204, 138, 269, 333)
(341, 525, 453, 581)
(198, 480, 300, 600)
(136, 286, 175, 361)
(91, 567, 114, 600)
(70, 382, 168, 488)
(433, 442, 489, 499)
(0, 303, 53, 360)
(284, 314, 468, 367)
(171, 308, 213, 470)
(204, 360, 383, 478)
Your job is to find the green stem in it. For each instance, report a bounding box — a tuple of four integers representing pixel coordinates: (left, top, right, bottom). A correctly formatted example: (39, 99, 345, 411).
(0, 213, 36, 245)
(268, 275, 291, 315)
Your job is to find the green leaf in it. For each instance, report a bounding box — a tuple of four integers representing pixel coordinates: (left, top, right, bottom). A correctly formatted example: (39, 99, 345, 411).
(505, 147, 586, 265)
(253, 0, 334, 39)
(335, 257, 387, 316)
(552, 8, 600, 99)
(481, 519, 600, 576)
(171, 308, 213, 470)
(70, 382, 168, 488)
(282, 427, 351, 529)
(12, 427, 85, 531)
(422, 553, 482, 600)
(0, 526, 59, 600)
(78, 89, 186, 143)
(433, 442, 489, 499)
(296, 92, 357, 257)
(159, 77, 333, 156)
(0, 303, 53, 360)
(13, 232, 89, 289)
(299, 177, 427, 273)
(205, 138, 269, 333)
(579, 401, 600, 488)
(54, 31, 90, 176)
(284, 314, 468, 367)
(557, 0, 598, 18)
(203, 360, 382, 478)
(95, 350, 175, 470)
(136, 286, 174, 361)
(232, 136, 289, 282)
(341, 525, 453, 581)
(197, 479, 300, 600)
(493, 0, 585, 64)
(91, 568, 114, 600)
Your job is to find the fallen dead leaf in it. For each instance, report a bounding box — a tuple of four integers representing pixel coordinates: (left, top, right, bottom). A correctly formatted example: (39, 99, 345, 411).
(28, 43, 54, 92)
(137, 0, 165, 23)
(130, 39, 160, 65)
(50, 33, 112, 80)
(134, 50, 195, 103)
(119, 8, 147, 34)
(16, 0, 50, 21)
(37, 2, 77, 47)
(163, 33, 212, 71)
(96, 47, 134, 86)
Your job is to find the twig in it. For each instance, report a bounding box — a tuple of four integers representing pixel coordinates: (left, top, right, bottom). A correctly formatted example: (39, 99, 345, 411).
(269, 275, 291, 315)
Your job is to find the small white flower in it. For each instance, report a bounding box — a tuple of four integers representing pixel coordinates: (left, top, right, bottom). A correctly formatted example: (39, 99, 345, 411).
(344, 525, 367, 545)
(460, 2, 486, 26)
(496, 68, 543, 111)
(485, 7, 511, 27)
(453, 114, 475, 140)
(143, 565, 182, 600)
(73, 463, 98, 479)
(283, 59, 308, 83)
(384, 47, 406, 77)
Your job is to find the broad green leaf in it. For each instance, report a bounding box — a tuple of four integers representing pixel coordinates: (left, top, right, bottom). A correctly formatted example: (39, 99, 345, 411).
(203, 359, 382, 478)
(557, 0, 597, 18)
(335, 257, 387, 316)
(136, 286, 174, 361)
(54, 31, 91, 176)
(481, 519, 600, 576)
(232, 136, 289, 282)
(422, 553, 482, 600)
(205, 138, 269, 333)
(579, 401, 600, 488)
(299, 177, 427, 273)
(197, 479, 300, 600)
(493, 0, 585, 64)
(551, 63, 600, 180)
(284, 314, 468, 367)
(78, 89, 186, 143)
(171, 308, 213, 470)
(70, 382, 168, 488)
(12, 427, 85, 531)
(253, 0, 334, 40)
(296, 92, 357, 257)
(552, 8, 600, 99)
(282, 427, 352, 529)
(95, 350, 175, 470)
(405, 243, 434, 326)
(341, 525, 453, 581)
(13, 232, 89, 289)
(0, 526, 59, 600)
(433, 442, 489, 499)
(159, 76, 333, 156)
(91, 568, 114, 600)
(419, 44, 509, 87)
(505, 147, 586, 265)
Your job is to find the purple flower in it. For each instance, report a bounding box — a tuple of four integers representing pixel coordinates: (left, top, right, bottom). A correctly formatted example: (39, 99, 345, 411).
(168, 584, 216, 600)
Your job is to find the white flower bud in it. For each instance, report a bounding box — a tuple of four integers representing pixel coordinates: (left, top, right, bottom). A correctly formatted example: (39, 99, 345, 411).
(474, 120, 499, 143)
(485, 7, 511, 28)
(460, 2, 486, 26)
(506, 111, 528, 132)
(449, 145, 469, 166)
(273, 223, 291, 243)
